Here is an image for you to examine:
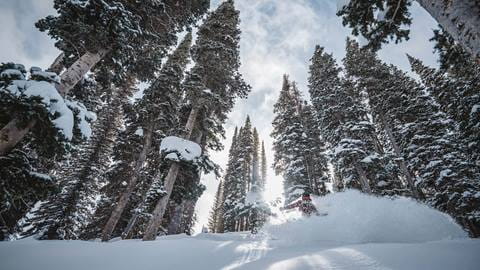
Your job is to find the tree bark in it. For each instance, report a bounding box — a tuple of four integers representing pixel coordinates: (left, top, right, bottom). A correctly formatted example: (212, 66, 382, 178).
(47, 52, 65, 74)
(167, 203, 184, 235)
(57, 48, 110, 96)
(120, 212, 139, 240)
(142, 105, 201, 241)
(354, 162, 372, 194)
(0, 49, 110, 156)
(416, 0, 480, 59)
(101, 122, 154, 241)
(381, 116, 423, 199)
(181, 199, 197, 235)
(0, 117, 36, 156)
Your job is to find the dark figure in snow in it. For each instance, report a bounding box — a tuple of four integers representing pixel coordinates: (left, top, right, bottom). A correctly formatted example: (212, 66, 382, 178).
(280, 192, 319, 217)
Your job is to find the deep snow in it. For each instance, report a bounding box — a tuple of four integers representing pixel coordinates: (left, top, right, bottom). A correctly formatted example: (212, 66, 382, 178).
(1, 191, 479, 270)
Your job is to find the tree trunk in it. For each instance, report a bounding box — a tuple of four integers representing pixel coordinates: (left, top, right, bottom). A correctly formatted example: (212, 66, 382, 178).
(47, 52, 65, 74)
(0, 117, 36, 156)
(121, 212, 138, 240)
(181, 199, 197, 235)
(57, 48, 110, 96)
(416, 0, 480, 59)
(381, 116, 423, 199)
(354, 162, 372, 194)
(167, 203, 184, 235)
(101, 122, 154, 242)
(0, 49, 110, 156)
(142, 105, 201, 241)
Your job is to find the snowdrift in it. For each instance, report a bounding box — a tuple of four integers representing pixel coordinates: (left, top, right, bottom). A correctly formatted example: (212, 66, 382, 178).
(264, 190, 467, 245)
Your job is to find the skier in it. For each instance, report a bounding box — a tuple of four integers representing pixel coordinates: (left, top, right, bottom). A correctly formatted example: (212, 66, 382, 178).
(280, 192, 319, 217)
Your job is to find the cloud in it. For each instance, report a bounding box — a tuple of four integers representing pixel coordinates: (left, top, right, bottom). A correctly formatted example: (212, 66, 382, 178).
(0, 0, 60, 68)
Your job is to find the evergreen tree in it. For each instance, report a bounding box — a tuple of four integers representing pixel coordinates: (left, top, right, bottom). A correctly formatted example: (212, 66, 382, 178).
(342, 41, 480, 235)
(143, 0, 250, 240)
(222, 128, 242, 232)
(337, 0, 480, 59)
(343, 40, 418, 198)
(272, 75, 330, 204)
(21, 76, 126, 240)
(101, 33, 193, 241)
(260, 141, 267, 190)
(403, 83, 480, 237)
(272, 75, 310, 203)
(308, 46, 387, 194)
(408, 55, 480, 166)
(430, 27, 475, 72)
(252, 128, 260, 192)
(299, 104, 330, 195)
(208, 180, 224, 233)
(0, 0, 209, 157)
(0, 63, 95, 240)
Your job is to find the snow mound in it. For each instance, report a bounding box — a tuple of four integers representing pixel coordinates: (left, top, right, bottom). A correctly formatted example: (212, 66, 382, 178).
(265, 190, 467, 245)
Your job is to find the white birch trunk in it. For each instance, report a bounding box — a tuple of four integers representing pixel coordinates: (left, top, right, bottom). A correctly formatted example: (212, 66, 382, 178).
(416, 0, 480, 59)
(57, 48, 110, 96)
(47, 52, 65, 74)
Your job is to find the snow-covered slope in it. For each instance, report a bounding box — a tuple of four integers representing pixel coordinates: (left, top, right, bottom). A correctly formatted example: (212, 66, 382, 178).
(1, 191, 479, 270)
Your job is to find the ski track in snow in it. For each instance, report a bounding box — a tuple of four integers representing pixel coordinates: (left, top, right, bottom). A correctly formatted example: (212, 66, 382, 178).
(1, 234, 479, 270)
(222, 238, 269, 270)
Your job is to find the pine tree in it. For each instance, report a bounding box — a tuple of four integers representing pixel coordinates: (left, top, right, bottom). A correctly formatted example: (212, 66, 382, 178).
(343, 40, 418, 198)
(143, 0, 250, 240)
(231, 118, 254, 231)
(299, 104, 330, 195)
(222, 128, 242, 232)
(337, 0, 480, 59)
(252, 128, 260, 192)
(341, 41, 480, 235)
(0, 0, 209, 157)
(21, 76, 126, 240)
(403, 83, 480, 237)
(308, 46, 387, 194)
(208, 180, 224, 233)
(260, 141, 267, 190)
(430, 27, 475, 72)
(101, 33, 193, 241)
(272, 75, 325, 204)
(0, 62, 95, 239)
(408, 55, 480, 166)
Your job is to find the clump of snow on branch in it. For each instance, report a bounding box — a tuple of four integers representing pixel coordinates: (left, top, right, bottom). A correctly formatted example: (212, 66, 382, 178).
(160, 136, 202, 162)
(30, 67, 60, 84)
(1, 66, 95, 140)
(1, 69, 25, 80)
(65, 99, 97, 139)
(6, 80, 75, 140)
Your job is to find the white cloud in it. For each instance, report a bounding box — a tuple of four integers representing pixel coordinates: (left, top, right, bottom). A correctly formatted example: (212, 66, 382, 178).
(0, 0, 60, 69)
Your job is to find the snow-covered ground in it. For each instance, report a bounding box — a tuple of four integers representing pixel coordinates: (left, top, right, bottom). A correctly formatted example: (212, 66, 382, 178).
(1, 191, 479, 270)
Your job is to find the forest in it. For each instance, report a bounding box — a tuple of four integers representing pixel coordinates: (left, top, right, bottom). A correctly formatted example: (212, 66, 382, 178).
(0, 0, 479, 269)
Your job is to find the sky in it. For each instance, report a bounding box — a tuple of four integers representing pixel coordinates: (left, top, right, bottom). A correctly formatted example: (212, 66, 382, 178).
(0, 0, 439, 234)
